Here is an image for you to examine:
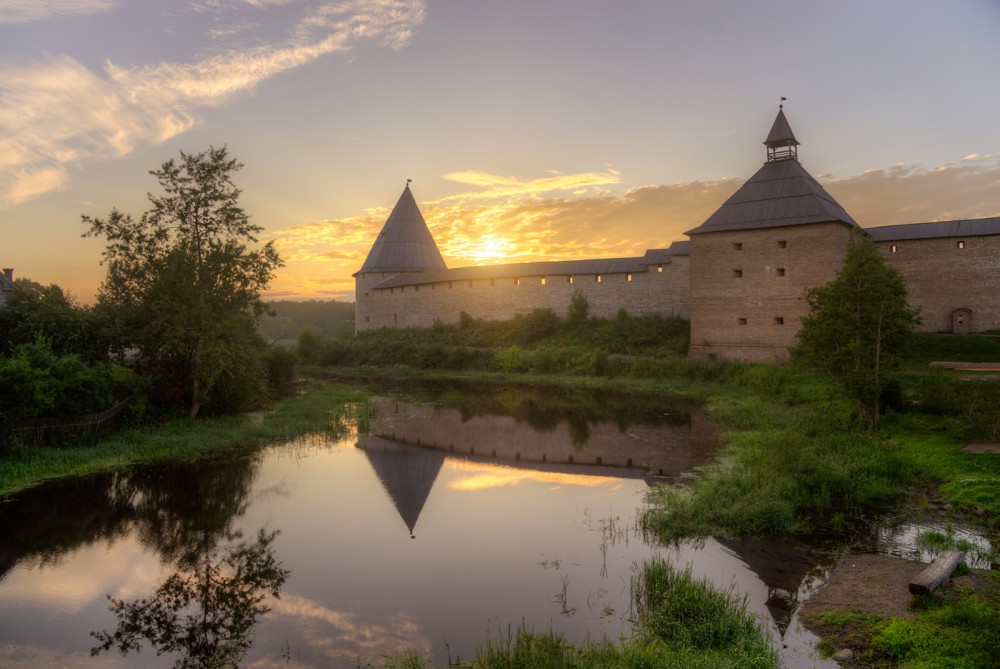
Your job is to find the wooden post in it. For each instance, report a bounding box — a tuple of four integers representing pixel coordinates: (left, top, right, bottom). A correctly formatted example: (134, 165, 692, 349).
(909, 550, 964, 595)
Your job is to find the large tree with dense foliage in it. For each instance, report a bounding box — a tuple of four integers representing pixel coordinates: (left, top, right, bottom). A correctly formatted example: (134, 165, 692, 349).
(792, 229, 920, 430)
(83, 147, 282, 417)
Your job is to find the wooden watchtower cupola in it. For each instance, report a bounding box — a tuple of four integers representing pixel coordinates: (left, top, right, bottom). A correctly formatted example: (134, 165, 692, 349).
(764, 101, 800, 162)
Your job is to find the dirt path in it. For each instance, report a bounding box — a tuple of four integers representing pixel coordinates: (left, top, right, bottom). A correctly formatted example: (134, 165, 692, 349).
(801, 554, 925, 620)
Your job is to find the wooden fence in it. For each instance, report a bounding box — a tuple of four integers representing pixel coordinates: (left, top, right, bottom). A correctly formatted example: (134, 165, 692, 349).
(13, 398, 131, 444)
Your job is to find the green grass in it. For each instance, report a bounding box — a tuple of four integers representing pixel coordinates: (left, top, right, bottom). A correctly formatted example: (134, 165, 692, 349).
(804, 572, 1000, 668)
(0, 381, 369, 496)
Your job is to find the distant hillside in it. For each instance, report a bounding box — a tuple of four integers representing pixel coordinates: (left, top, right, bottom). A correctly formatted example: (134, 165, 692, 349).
(259, 300, 355, 342)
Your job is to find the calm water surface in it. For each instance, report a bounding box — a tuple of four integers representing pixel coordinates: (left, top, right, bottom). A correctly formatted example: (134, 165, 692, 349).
(0, 381, 836, 668)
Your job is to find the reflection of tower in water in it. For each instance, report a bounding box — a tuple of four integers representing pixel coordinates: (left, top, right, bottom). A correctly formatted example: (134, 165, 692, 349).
(360, 435, 445, 539)
(719, 540, 832, 637)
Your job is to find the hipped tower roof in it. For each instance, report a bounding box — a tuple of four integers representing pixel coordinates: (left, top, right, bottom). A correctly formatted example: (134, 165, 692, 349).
(686, 108, 858, 235)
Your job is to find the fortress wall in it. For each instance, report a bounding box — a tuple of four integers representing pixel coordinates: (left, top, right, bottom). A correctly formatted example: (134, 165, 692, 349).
(689, 222, 853, 362)
(878, 234, 1000, 333)
(356, 260, 690, 332)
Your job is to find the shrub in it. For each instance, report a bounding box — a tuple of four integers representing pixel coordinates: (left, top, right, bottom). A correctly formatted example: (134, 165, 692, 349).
(516, 308, 561, 344)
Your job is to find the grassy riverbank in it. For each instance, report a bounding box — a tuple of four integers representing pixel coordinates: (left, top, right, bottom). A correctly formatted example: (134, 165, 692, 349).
(0, 382, 368, 496)
(384, 557, 779, 669)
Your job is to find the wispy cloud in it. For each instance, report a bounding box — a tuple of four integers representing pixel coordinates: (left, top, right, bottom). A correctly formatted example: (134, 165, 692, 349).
(0, 1, 427, 206)
(437, 168, 621, 202)
(0, 0, 117, 25)
(267, 592, 431, 662)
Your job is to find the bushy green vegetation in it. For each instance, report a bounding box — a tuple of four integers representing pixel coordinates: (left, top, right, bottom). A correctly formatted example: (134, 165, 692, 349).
(643, 363, 915, 539)
(295, 308, 689, 375)
(0, 382, 367, 495)
(904, 333, 1000, 367)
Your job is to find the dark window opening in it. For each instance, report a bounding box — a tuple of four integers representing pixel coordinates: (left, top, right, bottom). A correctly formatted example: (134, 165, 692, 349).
(733, 269, 743, 278)
(778, 240, 787, 249)
(737, 317, 747, 325)
(734, 243, 743, 251)
(776, 267, 786, 277)
(774, 317, 784, 325)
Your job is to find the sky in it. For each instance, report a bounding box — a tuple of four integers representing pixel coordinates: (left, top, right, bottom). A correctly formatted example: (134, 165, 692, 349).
(2, 0, 999, 304)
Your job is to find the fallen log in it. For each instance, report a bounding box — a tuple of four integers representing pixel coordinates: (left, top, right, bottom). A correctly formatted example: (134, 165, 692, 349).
(909, 549, 964, 596)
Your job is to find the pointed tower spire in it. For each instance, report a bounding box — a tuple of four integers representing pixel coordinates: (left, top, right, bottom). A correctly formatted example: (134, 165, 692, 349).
(356, 183, 447, 274)
(764, 100, 799, 162)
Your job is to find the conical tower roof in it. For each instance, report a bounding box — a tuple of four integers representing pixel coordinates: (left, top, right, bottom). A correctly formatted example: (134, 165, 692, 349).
(356, 184, 447, 274)
(686, 109, 858, 235)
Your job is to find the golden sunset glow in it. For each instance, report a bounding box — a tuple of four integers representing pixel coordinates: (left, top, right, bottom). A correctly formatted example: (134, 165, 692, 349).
(4, 2, 998, 303)
(445, 459, 623, 492)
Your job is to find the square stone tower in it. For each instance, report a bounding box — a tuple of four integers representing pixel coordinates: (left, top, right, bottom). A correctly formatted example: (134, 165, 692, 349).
(686, 107, 859, 362)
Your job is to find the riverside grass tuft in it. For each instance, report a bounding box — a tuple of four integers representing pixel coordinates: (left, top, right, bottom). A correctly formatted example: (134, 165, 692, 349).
(0, 382, 369, 496)
(374, 558, 780, 669)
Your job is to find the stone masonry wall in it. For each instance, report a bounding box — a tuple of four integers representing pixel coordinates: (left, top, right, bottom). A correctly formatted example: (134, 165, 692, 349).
(878, 234, 1000, 333)
(356, 258, 690, 331)
(688, 222, 853, 362)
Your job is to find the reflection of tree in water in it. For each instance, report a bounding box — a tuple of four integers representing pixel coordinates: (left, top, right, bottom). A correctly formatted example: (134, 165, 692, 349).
(356, 377, 696, 434)
(111, 455, 261, 565)
(91, 528, 290, 669)
(0, 454, 261, 572)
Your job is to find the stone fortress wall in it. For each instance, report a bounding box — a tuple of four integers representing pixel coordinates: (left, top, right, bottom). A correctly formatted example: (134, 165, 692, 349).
(875, 233, 1000, 334)
(353, 110, 999, 360)
(357, 252, 690, 331)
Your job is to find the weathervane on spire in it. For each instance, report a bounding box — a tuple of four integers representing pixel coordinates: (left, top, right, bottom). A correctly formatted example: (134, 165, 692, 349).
(779, 96, 787, 110)
(407, 178, 412, 184)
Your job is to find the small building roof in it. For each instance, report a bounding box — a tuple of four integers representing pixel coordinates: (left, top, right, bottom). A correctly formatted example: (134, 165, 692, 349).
(356, 185, 447, 275)
(866, 217, 1000, 242)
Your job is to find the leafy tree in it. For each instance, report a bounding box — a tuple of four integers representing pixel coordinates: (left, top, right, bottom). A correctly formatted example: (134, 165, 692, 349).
(0, 341, 113, 433)
(83, 147, 282, 417)
(566, 288, 589, 326)
(793, 229, 920, 430)
(0, 279, 121, 364)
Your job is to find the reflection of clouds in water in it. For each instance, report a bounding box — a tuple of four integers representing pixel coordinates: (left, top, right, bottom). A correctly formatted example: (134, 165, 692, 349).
(0, 535, 162, 616)
(267, 592, 431, 663)
(0, 644, 128, 668)
(445, 460, 621, 492)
